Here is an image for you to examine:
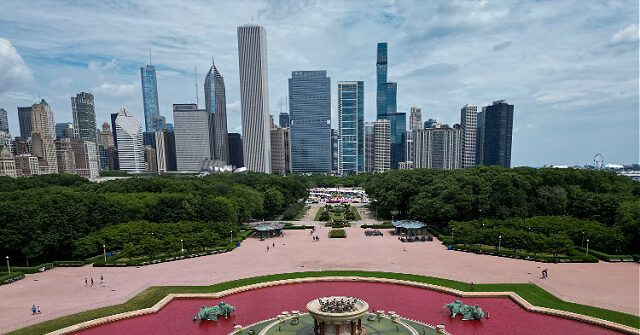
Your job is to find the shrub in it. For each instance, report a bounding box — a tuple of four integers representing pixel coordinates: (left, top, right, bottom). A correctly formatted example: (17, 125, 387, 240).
(281, 202, 306, 220)
(330, 229, 346, 238)
(0, 272, 25, 285)
(575, 247, 634, 262)
(360, 223, 394, 229)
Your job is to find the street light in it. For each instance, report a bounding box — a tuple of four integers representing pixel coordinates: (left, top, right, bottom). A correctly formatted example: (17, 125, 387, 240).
(581, 232, 585, 248)
(586, 239, 590, 255)
(180, 239, 184, 253)
(103, 244, 106, 262)
(5, 256, 9, 274)
(230, 230, 233, 244)
(498, 235, 502, 251)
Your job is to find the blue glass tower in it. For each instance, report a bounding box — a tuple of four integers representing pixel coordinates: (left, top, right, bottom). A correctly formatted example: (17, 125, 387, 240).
(376, 43, 388, 118)
(338, 81, 364, 175)
(288, 71, 331, 173)
(140, 65, 164, 132)
(376, 42, 403, 169)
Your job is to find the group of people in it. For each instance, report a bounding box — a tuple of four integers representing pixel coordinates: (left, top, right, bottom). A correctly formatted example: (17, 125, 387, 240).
(541, 269, 548, 279)
(312, 236, 320, 242)
(31, 305, 41, 315)
(84, 275, 104, 287)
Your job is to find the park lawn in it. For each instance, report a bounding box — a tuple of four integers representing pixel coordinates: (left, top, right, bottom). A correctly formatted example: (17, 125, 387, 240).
(292, 206, 309, 221)
(313, 207, 325, 221)
(8, 271, 639, 335)
(352, 207, 362, 221)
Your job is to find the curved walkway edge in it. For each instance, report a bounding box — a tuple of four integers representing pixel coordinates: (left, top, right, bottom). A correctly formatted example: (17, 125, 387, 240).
(46, 276, 639, 335)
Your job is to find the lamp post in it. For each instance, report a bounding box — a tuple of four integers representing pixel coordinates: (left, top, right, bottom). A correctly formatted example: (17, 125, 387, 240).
(180, 239, 184, 253)
(586, 239, 589, 255)
(103, 244, 106, 262)
(230, 230, 233, 244)
(5, 256, 9, 274)
(498, 235, 502, 251)
(581, 231, 585, 248)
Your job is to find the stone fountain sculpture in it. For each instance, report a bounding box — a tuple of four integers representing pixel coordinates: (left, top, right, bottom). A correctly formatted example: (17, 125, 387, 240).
(194, 301, 236, 321)
(443, 300, 484, 320)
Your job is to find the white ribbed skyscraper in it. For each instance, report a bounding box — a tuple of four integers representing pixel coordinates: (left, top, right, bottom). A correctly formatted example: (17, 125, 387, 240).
(237, 24, 271, 173)
(460, 104, 477, 168)
(114, 107, 144, 172)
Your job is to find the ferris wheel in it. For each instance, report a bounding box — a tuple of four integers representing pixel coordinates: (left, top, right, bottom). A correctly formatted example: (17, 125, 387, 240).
(594, 153, 604, 170)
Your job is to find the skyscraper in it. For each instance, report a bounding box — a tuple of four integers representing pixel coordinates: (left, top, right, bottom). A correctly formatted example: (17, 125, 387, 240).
(331, 129, 338, 172)
(460, 104, 478, 168)
(270, 125, 290, 175)
(55, 122, 74, 139)
(279, 112, 290, 128)
(477, 100, 514, 168)
(162, 127, 177, 171)
(373, 119, 391, 173)
(0, 108, 8, 132)
(99, 122, 114, 148)
(140, 65, 164, 132)
(409, 107, 422, 131)
(337, 81, 364, 175)
(376, 42, 403, 169)
(364, 122, 375, 173)
(376, 43, 388, 119)
(227, 133, 244, 168)
(17, 106, 32, 139)
(424, 118, 437, 129)
(173, 103, 211, 171)
(237, 24, 271, 173)
(30, 100, 58, 174)
(289, 71, 331, 173)
(204, 60, 229, 163)
(413, 125, 462, 170)
(113, 107, 144, 172)
(71, 92, 97, 144)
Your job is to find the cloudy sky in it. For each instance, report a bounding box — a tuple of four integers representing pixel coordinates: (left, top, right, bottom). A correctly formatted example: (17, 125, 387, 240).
(0, 0, 638, 166)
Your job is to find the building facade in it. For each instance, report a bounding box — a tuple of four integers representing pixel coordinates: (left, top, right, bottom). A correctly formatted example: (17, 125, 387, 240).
(373, 119, 391, 173)
(364, 122, 375, 173)
(0, 108, 8, 132)
(376, 42, 403, 169)
(270, 126, 291, 175)
(237, 24, 271, 173)
(100, 122, 114, 148)
(331, 129, 338, 172)
(17, 106, 32, 139)
(30, 100, 58, 174)
(162, 127, 176, 171)
(204, 61, 229, 163)
(460, 104, 478, 168)
(113, 107, 144, 172)
(289, 70, 331, 173)
(55, 137, 76, 174)
(71, 92, 97, 144)
(279, 112, 290, 128)
(173, 103, 211, 171)
(409, 107, 422, 130)
(15, 154, 39, 177)
(71, 139, 99, 178)
(0, 144, 16, 177)
(140, 65, 164, 132)
(413, 125, 462, 170)
(227, 133, 243, 168)
(337, 81, 364, 175)
(477, 100, 514, 168)
(55, 122, 74, 139)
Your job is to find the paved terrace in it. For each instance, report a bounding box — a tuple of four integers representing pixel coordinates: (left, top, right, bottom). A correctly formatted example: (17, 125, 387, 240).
(0, 226, 638, 333)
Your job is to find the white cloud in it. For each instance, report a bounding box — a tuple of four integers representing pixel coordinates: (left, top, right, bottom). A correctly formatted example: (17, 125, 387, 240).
(610, 24, 639, 45)
(49, 76, 73, 88)
(92, 81, 137, 97)
(0, 38, 33, 93)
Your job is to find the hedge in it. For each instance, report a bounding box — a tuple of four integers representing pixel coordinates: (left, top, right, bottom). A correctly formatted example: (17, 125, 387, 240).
(283, 225, 314, 230)
(449, 244, 599, 263)
(0, 272, 25, 285)
(574, 247, 635, 262)
(0, 262, 54, 274)
(330, 229, 346, 238)
(281, 202, 307, 221)
(360, 223, 394, 229)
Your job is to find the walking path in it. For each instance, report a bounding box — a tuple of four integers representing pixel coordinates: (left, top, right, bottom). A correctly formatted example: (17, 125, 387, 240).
(0, 227, 637, 333)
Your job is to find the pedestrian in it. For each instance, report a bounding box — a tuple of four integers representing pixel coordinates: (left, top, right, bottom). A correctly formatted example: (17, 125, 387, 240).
(84, 278, 87, 287)
(471, 282, 475, 290)
(31, 305, 36, 315)
(91, 277, 94, 287)
(267, 246, 269, 252)
(37, 306, 41, 314)
(272, 242, 275, 248)
(100, 275, 104, 284)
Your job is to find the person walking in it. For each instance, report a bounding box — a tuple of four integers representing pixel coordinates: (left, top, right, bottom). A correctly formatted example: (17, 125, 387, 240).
(31, 305, 36, 315)
(100, 275, 104, 284)
(84, 278, 87, 287)
(37, 306, 41, 314)
(267, 246, 269, 252)
(272, 242, 275, 248)
(90, 277, 94, 287)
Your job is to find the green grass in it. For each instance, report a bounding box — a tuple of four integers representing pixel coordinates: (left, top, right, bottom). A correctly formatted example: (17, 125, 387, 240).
(313, 207, 325, 221)
(7, 271, 639, 335)
(352, 207, 362, 221)
(329, 229, 346, 238)
(292, 206, 309, 221)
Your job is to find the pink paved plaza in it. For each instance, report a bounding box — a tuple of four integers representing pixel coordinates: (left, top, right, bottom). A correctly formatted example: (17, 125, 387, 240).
(0, 226, 638, 333)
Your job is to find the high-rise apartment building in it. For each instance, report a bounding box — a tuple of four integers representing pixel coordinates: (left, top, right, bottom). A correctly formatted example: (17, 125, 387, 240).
(17, 106, 33, 139)
(162, 127, 177, 171)
(364, 122, 375, 173)
(0, 108, 8, 132)
(237, 24, 271, 173)
(279, 112, 290, 128)
(270, 125, 290, 175)
(289, 71, 331, 173)
(113, 107, 144, 172)
(71, 92, 97, 144)
(413, 125, 462, 170)
(337, 81, 364, 175)
(204, 61, 229, 163)
(460, 104, 478, 168)
(15, 154, 39, 177)
(373, 119, 391, 173)
(477, 100, 514, 168)
(55, 137, 76, 174)
(228, 133, 243, 168)
(141, 65, 165, 132)
(71, 139, 99, 178)
(30, 100, 58, 174)
(409, 107, 422, 130)
(173, 103, 211, 171)
(0, 144, 16, 177)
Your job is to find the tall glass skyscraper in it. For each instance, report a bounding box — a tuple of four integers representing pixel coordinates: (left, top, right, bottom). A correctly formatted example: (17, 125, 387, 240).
(71, 92, 97, 144)
(376, 43, 388, 119)
(376, 42, 403, 169)
(140, 65, 164, 132)
(288, 70, 331, 173)
(17, 106, 32, 139)
(337, 81, 364, 175)
(477, 100, 514, 168)
(204, 61, 229, 163)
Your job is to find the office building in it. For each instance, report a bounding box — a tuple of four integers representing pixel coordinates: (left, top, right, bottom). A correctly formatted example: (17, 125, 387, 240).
(173, 103, 211, 171)
(270, 125, 290, 175)
(460, 104, 478, 168)
(141, 65, 163, 132)
(405, 129, 415, 170)
(18, 106, 32, 139)
(71, 139, 99, 178)
(153, 131, 166, 173)
(364, 122, 375, 173)
(237, 24, 271, 173)
(0, 131, 12, 153)
(289, 71, 331, 173)
(113, 107, 144, 172)
(0, 108, 8, 132)
(162, 127, 176, 171)
(337, 81, 364, 175)
(143, 145, 157, 172)
(331, 129, 338, 172)
(30, 100, 58, 174)
(409, 107, 422, 130)
(376, 42, 403, 169)
(477, 100, 514, 168)
(279, 112, 290, 128)
(424, 118, 437, 129)
(0, 144, 16, 177)
(15, 154, 39, 177)
(413, 125, 462, 170)
(14, 137, 29, 155)
(55, 122, 74, 139)
(100, 122, 114, 148)
(55, 137, 76, 174)
(228, 133, 243, 168)
(71, 92, 97, 144)
(373, 119, 391, 173)
(204, 61, 229, 163)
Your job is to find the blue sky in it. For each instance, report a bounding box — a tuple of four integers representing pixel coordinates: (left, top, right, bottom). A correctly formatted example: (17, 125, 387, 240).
(0, 0, 637, 166)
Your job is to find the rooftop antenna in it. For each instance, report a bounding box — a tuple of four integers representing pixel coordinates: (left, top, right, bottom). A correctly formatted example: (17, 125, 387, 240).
(194, 65, 199, 107)
(212, 55, 214, 67)
(149, 48, 152, 65)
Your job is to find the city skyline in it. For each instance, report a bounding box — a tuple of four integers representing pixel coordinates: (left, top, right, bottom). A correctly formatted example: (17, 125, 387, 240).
(0, 1, 637, 166)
